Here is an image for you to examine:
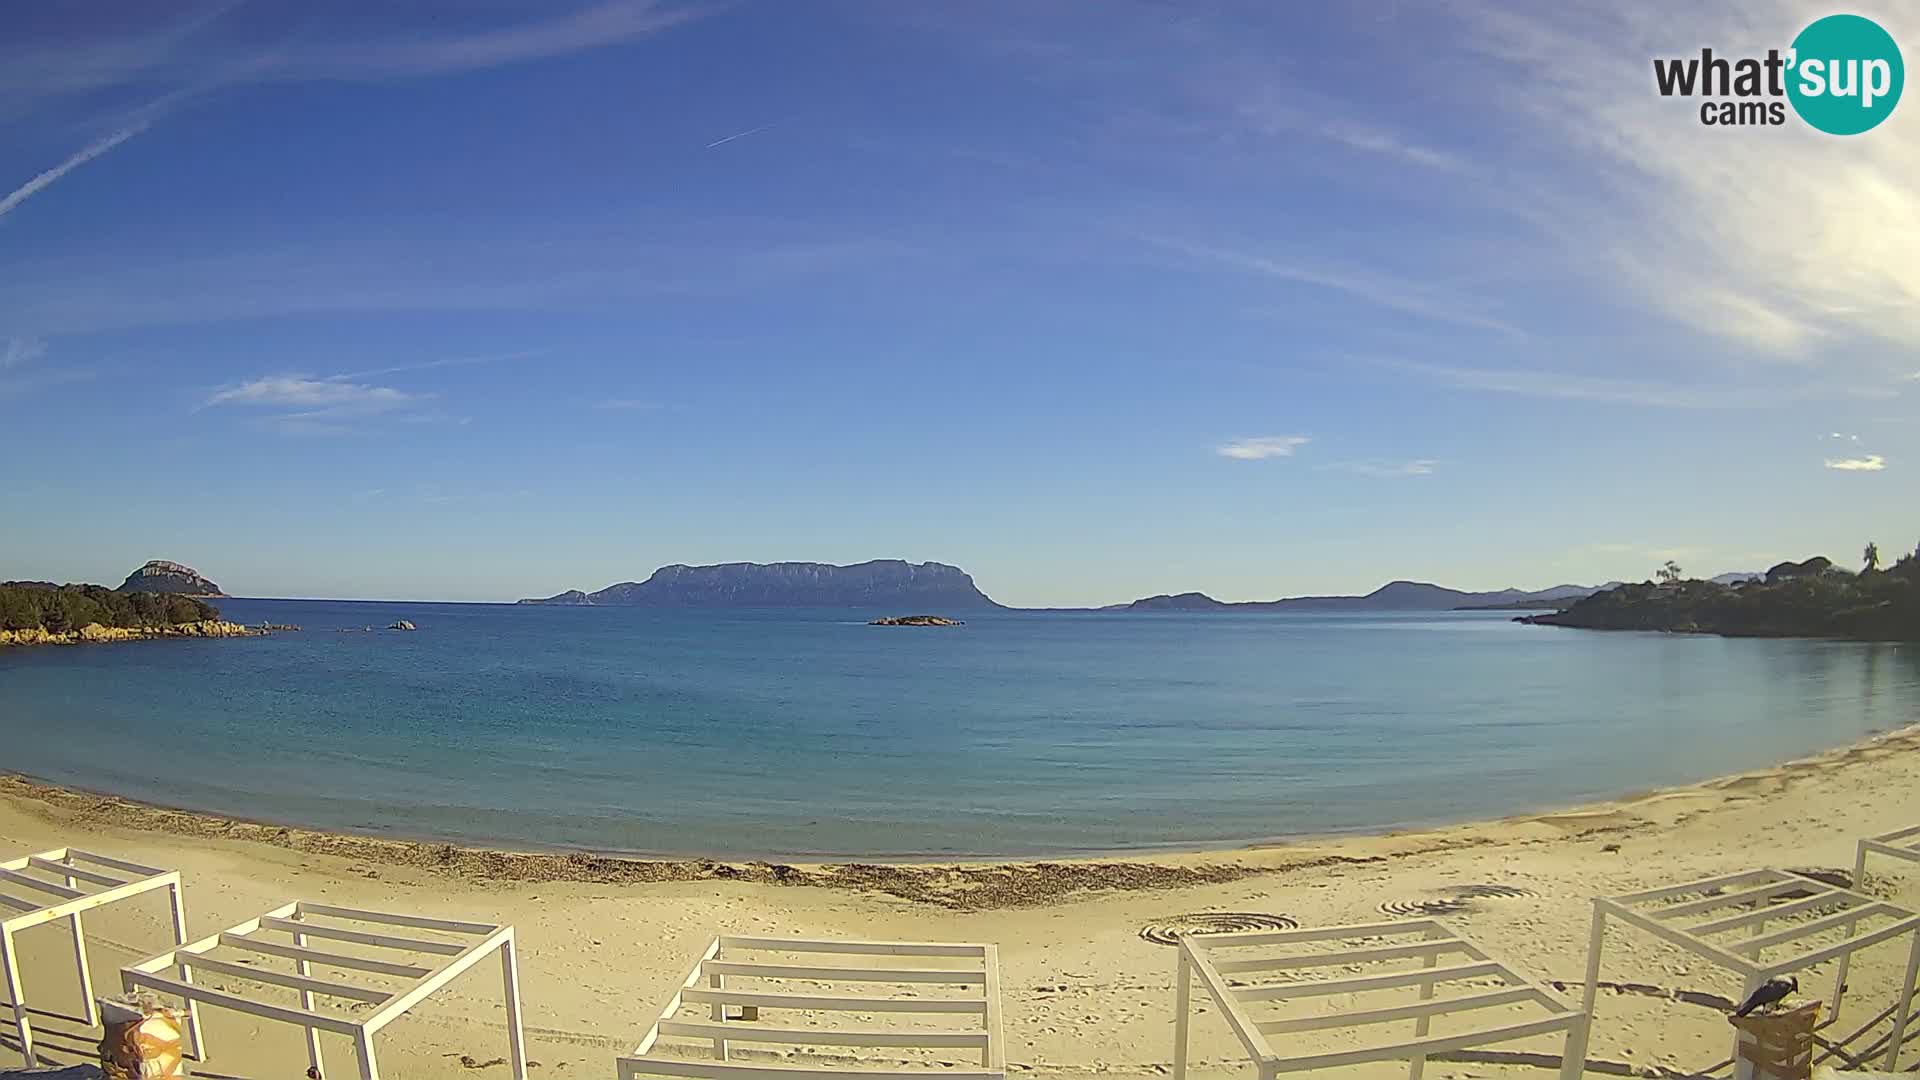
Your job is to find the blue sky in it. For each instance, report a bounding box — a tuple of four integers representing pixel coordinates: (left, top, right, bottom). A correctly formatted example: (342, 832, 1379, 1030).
(1, 1, 1913, 606)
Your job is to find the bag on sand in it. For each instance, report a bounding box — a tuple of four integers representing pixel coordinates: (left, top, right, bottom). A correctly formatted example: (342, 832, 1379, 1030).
(98, 993, 186, 1079)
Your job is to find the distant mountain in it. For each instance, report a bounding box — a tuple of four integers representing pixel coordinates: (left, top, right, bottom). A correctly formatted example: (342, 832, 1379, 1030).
(520, 560, 1002, 608)
(119, 559, 225, 597)
(1118, 581, 1611, 613)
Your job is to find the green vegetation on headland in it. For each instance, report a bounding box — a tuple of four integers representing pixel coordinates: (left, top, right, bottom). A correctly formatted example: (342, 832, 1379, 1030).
(0, 580, 272, 647)
(1519, 546, 1920, 641)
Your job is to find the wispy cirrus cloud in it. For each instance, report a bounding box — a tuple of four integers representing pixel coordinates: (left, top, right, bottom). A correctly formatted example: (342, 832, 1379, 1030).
(1217, 435, 1309, 460)
(1386, 359, 1897, 410)
(1824, 455, 1887, 472)
(1454, 0, 1920, 365)
(1323, 459, 1438, 478)
(3, 2, 711, 103)
(205, 375, 420, 412)
(1162, 240, 1525, 340)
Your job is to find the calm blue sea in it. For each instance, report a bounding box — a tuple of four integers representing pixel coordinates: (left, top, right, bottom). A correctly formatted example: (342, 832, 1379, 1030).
(1, 600, 1916, 859)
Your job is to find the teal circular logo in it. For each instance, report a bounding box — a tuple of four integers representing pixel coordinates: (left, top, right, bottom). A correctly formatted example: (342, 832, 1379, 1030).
(1787, 14, 1904, 135)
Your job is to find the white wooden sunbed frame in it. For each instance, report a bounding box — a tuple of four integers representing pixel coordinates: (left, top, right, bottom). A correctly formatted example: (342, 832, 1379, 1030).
(0, 847, 191, 1068)
(1581, 868, 1920, 1076)
(1172, 918, 1587, 1080)
(1830, 824, 1920, 1059)
(122, 900, 527, 1080)
(618, 936, 1005, 1080)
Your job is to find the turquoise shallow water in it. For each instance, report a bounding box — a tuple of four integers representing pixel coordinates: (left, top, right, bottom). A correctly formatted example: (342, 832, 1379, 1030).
(0, 599, 1916, 859)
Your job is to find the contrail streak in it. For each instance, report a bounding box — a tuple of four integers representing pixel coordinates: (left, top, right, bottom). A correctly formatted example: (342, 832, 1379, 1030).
(705, 123, 770, 149)
(0, 123, 151, 220)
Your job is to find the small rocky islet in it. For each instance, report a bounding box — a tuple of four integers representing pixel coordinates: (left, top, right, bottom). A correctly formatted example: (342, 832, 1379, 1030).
(869, 615, 964, 626)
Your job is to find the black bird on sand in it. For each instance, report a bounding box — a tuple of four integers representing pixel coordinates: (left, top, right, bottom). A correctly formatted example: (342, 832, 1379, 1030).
(1732, 975, 1798, 1017)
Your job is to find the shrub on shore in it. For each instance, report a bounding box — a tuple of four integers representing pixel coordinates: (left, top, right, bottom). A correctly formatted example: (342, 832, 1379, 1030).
(0, 582, 219, 634)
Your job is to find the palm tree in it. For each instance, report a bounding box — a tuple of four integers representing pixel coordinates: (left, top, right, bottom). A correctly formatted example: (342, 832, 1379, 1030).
(1865, 542, 1881, 573)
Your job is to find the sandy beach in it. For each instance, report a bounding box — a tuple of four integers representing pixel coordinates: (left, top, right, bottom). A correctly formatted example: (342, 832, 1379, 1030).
(4, 723, 1920, 1079)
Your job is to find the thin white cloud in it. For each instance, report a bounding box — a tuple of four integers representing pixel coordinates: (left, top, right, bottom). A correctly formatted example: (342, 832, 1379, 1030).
(205, 375, 418, 412)
(1217, 435, 1309, 460)
(596, 398, 661, 410)
(339, 350, 541, 380)
(1824, 455, 1887, 472)
(1, 337, 47, 370)
(1326, 459, 1438, 478)
(1317, 123, 1464, 173)
(0, 124, 149, 221)
(1388, 359, 1895, 410)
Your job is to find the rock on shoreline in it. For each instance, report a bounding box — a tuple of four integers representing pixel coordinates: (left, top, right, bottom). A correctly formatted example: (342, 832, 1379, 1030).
(869, 615, 964, 626)
(0, 620, 280, 648)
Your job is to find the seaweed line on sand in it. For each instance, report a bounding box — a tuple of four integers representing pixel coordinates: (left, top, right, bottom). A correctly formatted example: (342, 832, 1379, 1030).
(0, 773, 1386, 909)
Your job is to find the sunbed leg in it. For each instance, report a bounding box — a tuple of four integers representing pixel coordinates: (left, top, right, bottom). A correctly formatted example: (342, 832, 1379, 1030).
(356, 1027, 382, 1080)
(502, 936, 529, 1080)
(64, 868, 98, 1027)
(1172, 948, 1190, 1080)
(1408, 944, 1438, 1080)
(1833, 842, 1870, 1016)
(2, 926, 36, 1067)
(167, 880, 205, 1060)
(1563, 905, 1604, 1080)
(295, 931, 324, 1075)
(1886, 932, 1920, 1070)
(1560, 1013, 1590, 1080)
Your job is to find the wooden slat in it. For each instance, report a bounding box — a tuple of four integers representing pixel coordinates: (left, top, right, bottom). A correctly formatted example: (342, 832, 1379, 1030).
(186, 955, 393, 1003)
(1269, 1014, 1579, 1072)
(295, 902, 496, 936)
(1731, 906, 1890, 955)
(621, 1061, 997, 1080)
(681, 987, 987, 1014)
(719, 937, 986, 958)
(1257, 986, 1542, 1034)
(1689, 892, 1867, 936)
(1236, 961, 1504, 1000)
(656, 1020, 988, 1048)
(633, 939, 719, 1057)
(1597, 901, 1761, 975)
(0, 890, 36, 911)
(259, 916, 467, 955)
(124, 970, 362, 1036)
(1214, 939, 1473, 975)
(363, 929, 512, 1032)
(1614, 870, 1775, 904)
(1181, 938, 1277, 1063)
(1187, 920, 1440, 950)
(219, 934, 432, 978)
(1873, 824, 1920, 844)
(27, 857, 127, 888)
(1656, 879, 1818, 919)
(701, 960, 985, 985)
(0, 868, 83, 900)
(1762, 917, 1920, 976)
(65, 850, 166, 878)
